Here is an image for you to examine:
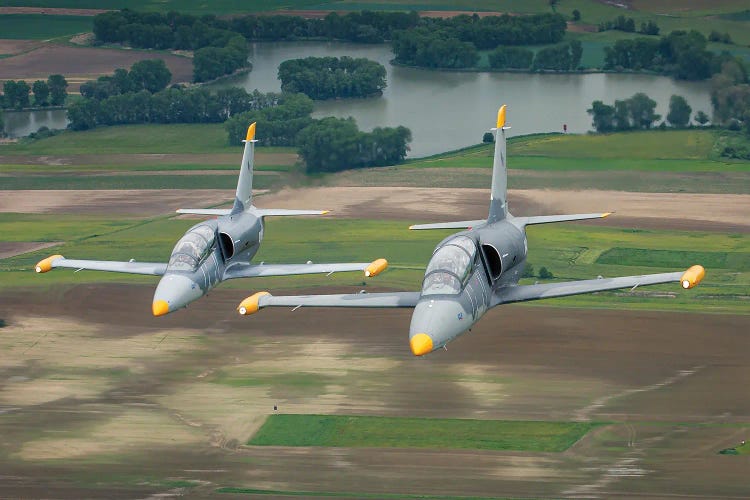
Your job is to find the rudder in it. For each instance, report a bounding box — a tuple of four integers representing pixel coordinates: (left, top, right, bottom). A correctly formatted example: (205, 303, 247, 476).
(488, 105, 509, 223)
(232, 122, 257, 214)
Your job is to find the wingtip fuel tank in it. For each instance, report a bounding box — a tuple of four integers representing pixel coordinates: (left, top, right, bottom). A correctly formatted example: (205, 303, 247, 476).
(238, 291, 271, 315)
(680, 265, 705, 289)
(35, 254, 64, 273)
(365, 258, 388, 277)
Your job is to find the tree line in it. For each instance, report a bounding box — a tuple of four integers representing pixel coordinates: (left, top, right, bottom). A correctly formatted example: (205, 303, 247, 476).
(92, 9, 567, 72)
(93, 9, 250, 82)
(278, 57, 387, 100)
(1, 75, 68, 110)
(599, 15, 660, 36)
(391, 13, 567, 69)
(587, 92, 704, 132)
(603, 30, 741, 81)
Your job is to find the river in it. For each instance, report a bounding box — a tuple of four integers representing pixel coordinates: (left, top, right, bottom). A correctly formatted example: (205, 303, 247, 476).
(5, 41, 712, 158)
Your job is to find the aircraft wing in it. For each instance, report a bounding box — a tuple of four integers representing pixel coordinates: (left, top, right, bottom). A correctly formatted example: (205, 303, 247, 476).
(176, 209, 231, 216)
(254, 209, 329, 217)
(409, 220, 487, 230)
(238, 291, 421, 315)
(223, 258, 388, 279)
(35, 255, 167, 276)
(491, 266, 705, 306)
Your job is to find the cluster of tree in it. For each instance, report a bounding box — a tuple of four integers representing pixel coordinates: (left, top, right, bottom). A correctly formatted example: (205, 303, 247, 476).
(80, 59, 171, 100)
(488, 46, 533, 69)
(391, 13, 567, 69)
(599, 15, 659, 35)
(708, 30, 733, 44)
(521, 263, 554, 279)
(532, 40, 583, 71)
(296, 117, 411, 173)
(94, 9, 419, 47)
(488, 41, 582, 71)
(391, 28, 479, 68)
(231, 11, 419, 43)
(587, 93, 661, 132)
(1, 75, 67, 110)
(92, 10, 249, 82)
(603, 30, 740, 80)
(278, 56, 386, 100)
(710, 59, 750, 133)
(224, 92, 315, 146)
(193, 35, 249, 82)
(68, 79, 309, 131)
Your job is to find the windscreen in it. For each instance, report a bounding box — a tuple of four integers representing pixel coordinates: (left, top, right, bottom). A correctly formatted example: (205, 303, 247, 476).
(168, 225, 215, 271)
(422, 236, 476, 296)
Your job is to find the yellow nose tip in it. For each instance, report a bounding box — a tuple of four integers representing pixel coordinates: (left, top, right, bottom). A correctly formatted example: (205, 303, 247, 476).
(410, 333, 433, 356)
(152, 300, 169, 317)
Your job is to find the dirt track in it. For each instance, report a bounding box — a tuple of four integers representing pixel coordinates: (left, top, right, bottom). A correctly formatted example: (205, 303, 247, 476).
(0, 284, 748, 498)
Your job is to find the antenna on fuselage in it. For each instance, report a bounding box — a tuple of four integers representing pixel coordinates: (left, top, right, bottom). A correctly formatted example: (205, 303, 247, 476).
(488, 105, 510, 224)
(232, 122, 258, 214)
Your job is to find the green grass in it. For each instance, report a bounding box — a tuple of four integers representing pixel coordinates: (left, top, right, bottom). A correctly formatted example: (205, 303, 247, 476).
(217, 486, 518, 499)
(2, 215, 748, 313)
(3, 124, 236, 155)
(597, 248, 750, 271)
(248, 414, 600, 451)
(0, 14, 92, 39)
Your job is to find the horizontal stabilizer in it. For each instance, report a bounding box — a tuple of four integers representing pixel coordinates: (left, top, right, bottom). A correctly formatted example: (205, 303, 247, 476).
(238, 291, 421, 314)
(409, 219, 487, 231)
(176, 209, 231, 216)
(254, 209, 329, 217)
(514, 212, 611, 227)
(35, 255, 166, 276)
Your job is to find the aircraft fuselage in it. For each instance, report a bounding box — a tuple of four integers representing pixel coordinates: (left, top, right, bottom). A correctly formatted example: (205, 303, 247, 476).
(152, 211, 264, 315)
(408, 219, 527, 354)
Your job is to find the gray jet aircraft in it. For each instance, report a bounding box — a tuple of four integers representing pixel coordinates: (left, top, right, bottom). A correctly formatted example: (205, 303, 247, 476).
(35, 123, 388, 316)
(236, 106, 705, 356)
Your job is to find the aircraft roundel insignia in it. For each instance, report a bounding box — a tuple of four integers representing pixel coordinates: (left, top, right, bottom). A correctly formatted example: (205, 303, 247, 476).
(457, 312, 463, 320)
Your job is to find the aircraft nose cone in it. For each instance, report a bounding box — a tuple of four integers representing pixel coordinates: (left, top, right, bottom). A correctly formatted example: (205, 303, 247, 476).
(410, 333, 434, 356)
(153, 273, 203, 315)
(152, 300, 169, 317)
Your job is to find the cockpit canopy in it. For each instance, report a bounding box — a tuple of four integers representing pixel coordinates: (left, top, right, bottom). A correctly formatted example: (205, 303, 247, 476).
(422, 235, 477, 296)
(168, 224, 215, 271)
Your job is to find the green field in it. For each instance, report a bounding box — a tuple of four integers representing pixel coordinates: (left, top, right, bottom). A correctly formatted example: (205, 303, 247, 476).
(3, 124, 236, 155)
(0, 173, 280, 190)
(2, 213, 747, 313)
(0, 14, 92, 39)
(248, 414, 599, 451)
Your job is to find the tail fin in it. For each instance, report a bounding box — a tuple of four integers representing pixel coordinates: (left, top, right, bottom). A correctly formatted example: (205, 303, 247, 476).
(232, 123, 257, 214)
(488, 105, 509, 224)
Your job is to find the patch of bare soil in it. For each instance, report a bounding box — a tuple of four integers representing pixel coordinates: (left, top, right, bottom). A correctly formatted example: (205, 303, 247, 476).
(0, 241, 60, 259)
(0, 189, 233, 216)
(256, 186, 750, 232)
(0, 39, 40, 56)
(0, 45, 193, 91)
(0, 7, 107, 16)
(0, 284, 748, 498)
